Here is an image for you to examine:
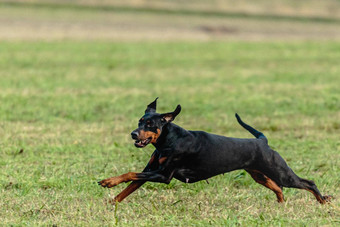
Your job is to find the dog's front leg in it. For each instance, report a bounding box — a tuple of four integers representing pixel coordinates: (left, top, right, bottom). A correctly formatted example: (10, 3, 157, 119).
(100, 150, 161, 202)
(98, 169, 174, 188)
(98, 172, 140, 188)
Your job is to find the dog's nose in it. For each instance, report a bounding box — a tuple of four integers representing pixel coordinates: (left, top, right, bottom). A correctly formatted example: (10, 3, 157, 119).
(131, 130, 139, 140)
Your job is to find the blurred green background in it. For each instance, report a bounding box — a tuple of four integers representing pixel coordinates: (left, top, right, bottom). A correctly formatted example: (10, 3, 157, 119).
(0, 0, 339, 226)
(1, 0, 340, 41)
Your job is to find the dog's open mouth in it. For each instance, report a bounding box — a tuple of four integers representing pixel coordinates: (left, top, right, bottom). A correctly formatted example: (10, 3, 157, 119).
(134, 137, 152, 148)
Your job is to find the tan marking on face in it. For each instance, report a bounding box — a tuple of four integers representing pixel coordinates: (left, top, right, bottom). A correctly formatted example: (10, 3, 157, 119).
(139, 129, 161, 144)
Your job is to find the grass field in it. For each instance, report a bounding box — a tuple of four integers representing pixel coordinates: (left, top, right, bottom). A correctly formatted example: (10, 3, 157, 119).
(0, 41, 339, 226)
(0, 1, 340, 226)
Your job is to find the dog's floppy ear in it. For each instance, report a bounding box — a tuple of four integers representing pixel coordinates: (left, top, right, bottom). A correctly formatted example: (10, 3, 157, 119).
(160, 105, 181, 123)
(145, 97, 158, 114)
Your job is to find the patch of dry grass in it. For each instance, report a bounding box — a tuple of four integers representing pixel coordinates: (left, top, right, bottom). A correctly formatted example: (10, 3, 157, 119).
(1, 1, 340, 41)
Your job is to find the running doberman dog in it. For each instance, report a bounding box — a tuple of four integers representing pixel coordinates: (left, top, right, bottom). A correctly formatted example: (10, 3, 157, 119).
(98, 98, 332, 204)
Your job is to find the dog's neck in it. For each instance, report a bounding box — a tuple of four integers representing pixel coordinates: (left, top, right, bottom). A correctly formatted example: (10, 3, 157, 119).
(153, 123, 188, 150)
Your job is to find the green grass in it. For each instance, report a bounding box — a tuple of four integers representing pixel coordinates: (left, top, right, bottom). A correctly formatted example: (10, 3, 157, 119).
(0, 41, 339, 226)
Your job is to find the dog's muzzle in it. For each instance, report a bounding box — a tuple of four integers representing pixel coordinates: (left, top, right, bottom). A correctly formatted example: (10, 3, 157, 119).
(131, 129, 151, 148)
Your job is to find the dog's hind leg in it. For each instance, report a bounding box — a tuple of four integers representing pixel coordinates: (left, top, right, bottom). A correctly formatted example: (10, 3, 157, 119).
(246, 169, 284, 203)
(257, 148, 332, 204)
(290, 177, 332, 204)
(263, 164, 332, 204)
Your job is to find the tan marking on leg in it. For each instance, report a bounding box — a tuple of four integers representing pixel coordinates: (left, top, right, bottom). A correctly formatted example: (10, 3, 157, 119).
(159, 157, 167, 165)
(247, 169, 284, 203)
(148, 155, 155, 165)
(109, 154, 158, 203)
(99, 172, 138, 188)
(265, 178, 285, 203)
(306, 189, 326, 204)
(112, 181, 145, 203)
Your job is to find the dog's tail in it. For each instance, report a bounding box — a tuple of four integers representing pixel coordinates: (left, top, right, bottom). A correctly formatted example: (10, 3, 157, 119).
(235, 113, 268, 143)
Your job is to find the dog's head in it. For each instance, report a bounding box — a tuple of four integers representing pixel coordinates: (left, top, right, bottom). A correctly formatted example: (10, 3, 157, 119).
(131, 98, 181, 148)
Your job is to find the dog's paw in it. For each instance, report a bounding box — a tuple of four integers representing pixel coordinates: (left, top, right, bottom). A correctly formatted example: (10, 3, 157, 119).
(98, 177, 121, 188)
(323, 195, 333, 203)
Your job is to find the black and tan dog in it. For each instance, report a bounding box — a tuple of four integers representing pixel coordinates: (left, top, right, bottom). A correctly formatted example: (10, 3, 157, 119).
(99, 98, 331, 204)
